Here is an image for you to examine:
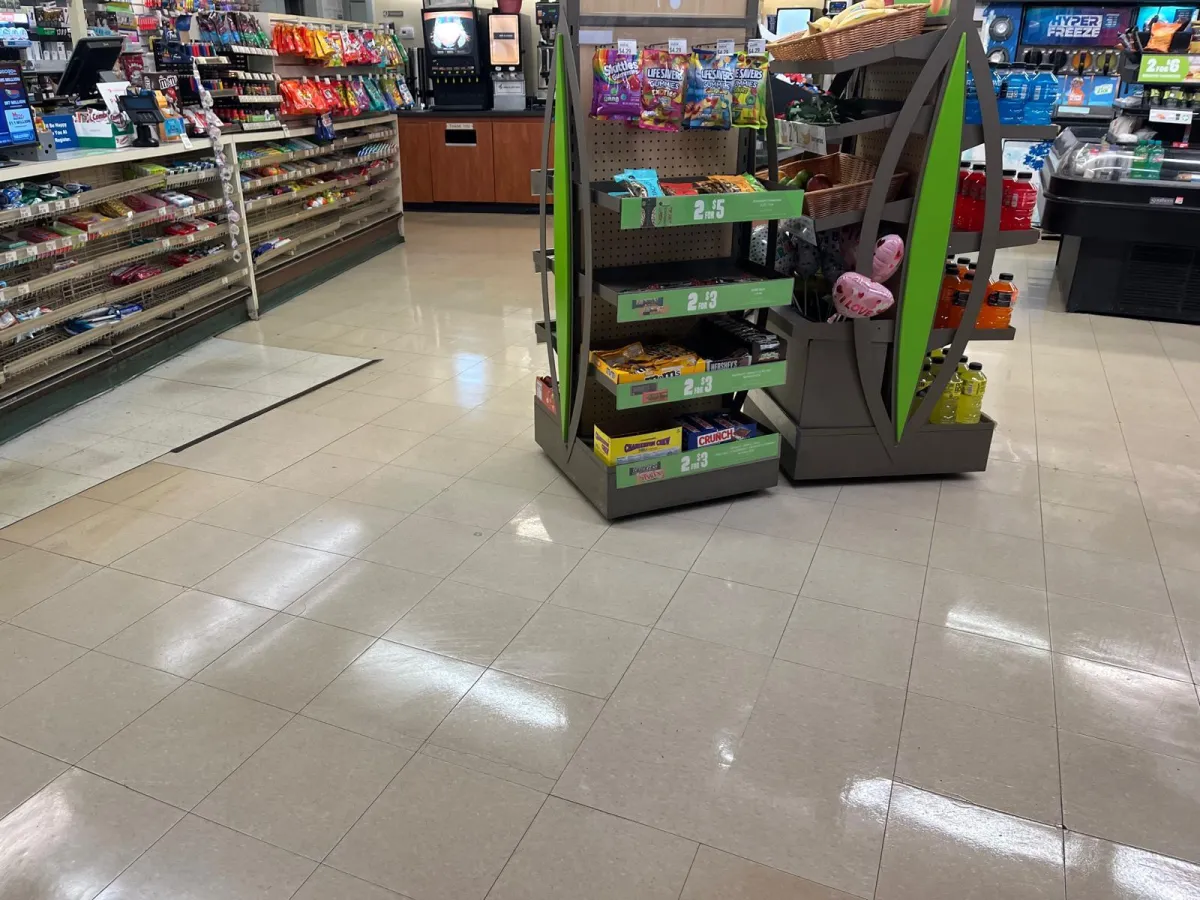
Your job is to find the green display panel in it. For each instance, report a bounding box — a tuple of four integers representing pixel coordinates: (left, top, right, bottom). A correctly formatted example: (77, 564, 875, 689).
(552, 33, 572, 442)
(615, 190, 804, 230)
(895, 35, 967, 441)
(601, 361, 788, 409)
(614, 433, 781, 488)
(611, 277, 793, 322)
(1138, 54, 1195, 84)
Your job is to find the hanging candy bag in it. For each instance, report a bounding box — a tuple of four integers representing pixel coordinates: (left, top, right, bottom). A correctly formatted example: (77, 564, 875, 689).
(638, 47, 688, 132)
(731, 50, 768, 129)
(684, 49, 734, 130)
(589, 47, 641, 121)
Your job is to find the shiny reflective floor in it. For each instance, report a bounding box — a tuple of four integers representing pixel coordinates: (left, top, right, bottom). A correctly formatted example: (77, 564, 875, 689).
(1, 213, 1199, 899)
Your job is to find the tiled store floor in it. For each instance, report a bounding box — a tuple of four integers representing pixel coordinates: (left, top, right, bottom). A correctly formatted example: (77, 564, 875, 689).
(1, 213, 1200, 899)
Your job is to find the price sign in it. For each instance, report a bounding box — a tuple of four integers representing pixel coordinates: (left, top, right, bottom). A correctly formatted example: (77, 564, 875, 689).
(691, 197, 725, 221)
(680, 451, 709, 473)
(668, 38, 687, 54)
(686, 289, 718, 312)
(1150, 107, 1194, 124)
(716, 39, 735, 54)
(617, 39, 636, 55)
(682, 375, 714, 397)
(1138, 54, 1192, 83)
(747, 38, 766, 55)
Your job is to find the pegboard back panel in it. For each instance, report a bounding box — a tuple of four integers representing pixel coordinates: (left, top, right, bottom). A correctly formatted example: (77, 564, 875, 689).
(855, 58, 935, 173)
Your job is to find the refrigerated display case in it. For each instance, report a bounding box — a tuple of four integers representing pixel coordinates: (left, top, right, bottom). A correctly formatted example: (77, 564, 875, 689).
(1040, 126, 1200, 322)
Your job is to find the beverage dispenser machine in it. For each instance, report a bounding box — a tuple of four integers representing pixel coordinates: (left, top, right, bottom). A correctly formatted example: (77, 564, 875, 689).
(488, 13, 525, 111)
(534, 1, 558, 107)
(421, 4, 490, 110)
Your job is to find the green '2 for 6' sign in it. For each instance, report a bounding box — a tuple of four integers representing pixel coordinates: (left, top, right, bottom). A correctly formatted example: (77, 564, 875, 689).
(1138, 54, 1194, 83)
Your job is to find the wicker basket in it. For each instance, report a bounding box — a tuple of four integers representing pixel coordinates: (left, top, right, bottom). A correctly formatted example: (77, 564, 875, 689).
(758, 152, 908, 219)
(768, 4, 930, 61)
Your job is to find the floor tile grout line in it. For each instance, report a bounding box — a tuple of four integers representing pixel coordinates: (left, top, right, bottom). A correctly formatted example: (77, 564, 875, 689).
(674, 842, 702, 900)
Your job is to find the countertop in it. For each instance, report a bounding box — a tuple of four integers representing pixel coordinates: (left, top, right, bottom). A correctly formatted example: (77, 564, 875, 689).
(396, 108, 547, 119)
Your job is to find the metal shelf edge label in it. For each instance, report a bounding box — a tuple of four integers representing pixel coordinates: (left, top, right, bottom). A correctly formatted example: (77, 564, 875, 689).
(615, 433, 781, 488)
(617, 190, 805, 229)
(613, 361, 787, 409)
(615, 277, 792, 322)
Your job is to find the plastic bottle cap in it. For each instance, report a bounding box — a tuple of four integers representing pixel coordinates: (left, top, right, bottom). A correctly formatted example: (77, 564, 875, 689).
(960, 356, 969, 363)
(956, 257, 970, 264)
(1003, 168, 1017, 176)
(968, 263, 978, 270)
(963, 273, 975, 280)
(971, 164, 985, 171)
(969, 362, 983, 370)
(1017, 173, 1033, 181)
(999, 272, 1014, 279)
(922, 363, 931, 371)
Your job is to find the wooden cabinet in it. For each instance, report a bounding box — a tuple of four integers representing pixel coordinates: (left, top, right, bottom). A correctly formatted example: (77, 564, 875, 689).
(492, 119, 553, 204)
(396, 115, 551, 205)
(396, 120, 433, 205)
(427, 120, 495, 203)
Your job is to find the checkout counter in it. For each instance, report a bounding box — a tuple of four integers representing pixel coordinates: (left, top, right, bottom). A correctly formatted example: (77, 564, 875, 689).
(1041, 127, 1200, 323)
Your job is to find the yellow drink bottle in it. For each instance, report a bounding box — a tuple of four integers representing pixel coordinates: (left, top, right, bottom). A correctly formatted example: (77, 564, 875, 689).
(956, 362, 987, 424)
(929, 365, 961, 425)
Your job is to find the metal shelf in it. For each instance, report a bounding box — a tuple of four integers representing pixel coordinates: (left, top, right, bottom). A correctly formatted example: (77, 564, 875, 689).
(594, 259, 792, 322)
(948, 229, 1041, 253)
(928, 326, 1017, 349)
(592, 179, 805, 229)
(0, 173, 166, 229)
(591, 360, 788, 410)
(812, 196, 913, 232)
(241, 147, 394, 193)
(769, 29, 943, 75)
(248, 180, 391, 239)
(0, 249, 234, 343)
(0, 225, 228, 307)
(245, 171, 376, 212)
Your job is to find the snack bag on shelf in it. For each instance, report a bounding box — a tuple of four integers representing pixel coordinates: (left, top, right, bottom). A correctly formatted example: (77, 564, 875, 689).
(638, 47, 689, 132)
(684, 49, 734, 130)
(732, 50, 768, 128)
(590, 47, 641, 121)
(326, 30, 346, 67)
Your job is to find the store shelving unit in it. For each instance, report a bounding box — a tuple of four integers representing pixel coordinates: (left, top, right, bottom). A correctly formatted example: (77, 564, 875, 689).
(0, 115, 402, 418)
(741, 0, 1054, 480)
(533, 0, 802, 519)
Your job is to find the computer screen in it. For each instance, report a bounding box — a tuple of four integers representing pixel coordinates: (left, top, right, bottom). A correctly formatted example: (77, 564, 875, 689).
(423, 10, 477, 56)
(775, 8, 813, 38)
(0, 65, 37, 148)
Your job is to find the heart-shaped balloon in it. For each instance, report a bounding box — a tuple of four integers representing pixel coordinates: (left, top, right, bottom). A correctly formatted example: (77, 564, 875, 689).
(832, 271, 895, 319)
(872, 234, 905, 282)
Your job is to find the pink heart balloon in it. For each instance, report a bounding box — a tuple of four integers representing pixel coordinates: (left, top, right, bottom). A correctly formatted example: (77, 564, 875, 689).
(833, 271, 894, 319)
(872, 235, 905, 282)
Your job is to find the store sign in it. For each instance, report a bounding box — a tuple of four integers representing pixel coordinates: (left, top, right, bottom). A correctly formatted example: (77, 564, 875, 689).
(1021, 7, 1131, 46)
(1139, 54, 1195, 82)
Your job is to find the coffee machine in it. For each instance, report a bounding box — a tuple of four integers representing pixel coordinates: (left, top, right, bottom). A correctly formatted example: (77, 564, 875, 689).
(534, 1, 558, 107)
(421, 3, 490, 111)
(488, 13, 525, 111)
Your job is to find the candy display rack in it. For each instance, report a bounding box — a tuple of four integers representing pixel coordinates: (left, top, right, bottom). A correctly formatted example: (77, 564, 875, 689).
(533, 0, 799, 519)
(740, 0, 1056, 481)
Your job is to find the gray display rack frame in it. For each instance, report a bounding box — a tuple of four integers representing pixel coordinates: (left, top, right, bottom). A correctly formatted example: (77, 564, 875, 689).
(532, 0, 794, 520)
(741, 0, 1055, 482)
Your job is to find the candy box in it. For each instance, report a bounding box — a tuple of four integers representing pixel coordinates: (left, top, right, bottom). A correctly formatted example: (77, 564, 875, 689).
(534, 375, 558, 414)
(676, 411, 758, 450)
(593, 421, 681, 466)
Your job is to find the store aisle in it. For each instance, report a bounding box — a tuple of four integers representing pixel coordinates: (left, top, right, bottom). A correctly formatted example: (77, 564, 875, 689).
(1, 214, 1199, 899)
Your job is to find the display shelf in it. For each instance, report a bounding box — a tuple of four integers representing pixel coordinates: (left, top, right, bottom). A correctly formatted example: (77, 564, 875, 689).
(948, 229, 1040, 253)
(235, 94, 283, 104)
(532, 248, 554, 274)
(88, 199, 224, 239)
(961, 123, 1059, 149)
(0, 173, 167, 228)
(592, 181, 805, 229)
(164, 168, 221, 188)
(247, 179, 391, 239)
(769, 28, 943, 75)
(253, 220, 343, 267)
(533, 404, 778, 518)
(0, 233, 91, 267)
(592, 361, 788, 410)
(812, 196, 913, 232)
(239, 129, 392, 170)
(3, 270, 249, 379)
(240, 145, 394, 192)
(0, 226, 229, 307)
(594, 259, 792, 322)
(244, 172, 374, 212)
(0, 249, 234, 343)
(928, 326, 1016, 347)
